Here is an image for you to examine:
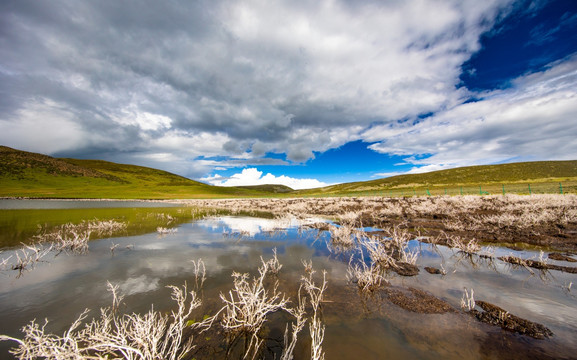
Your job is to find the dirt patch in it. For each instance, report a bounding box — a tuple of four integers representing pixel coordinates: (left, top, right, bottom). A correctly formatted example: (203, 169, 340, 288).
(470, 300, 553, 340)
(386, 287, 456, 314)
(548, 252, 577, 262)
(182, 195, 577, 252)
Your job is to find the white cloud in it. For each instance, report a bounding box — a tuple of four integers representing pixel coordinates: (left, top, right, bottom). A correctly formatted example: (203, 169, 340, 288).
(117, 275, 159, 295)
(0, 0, 519, 178)
(367, 55, 577, 171)
(0, 100, 86, 154)
(202, 168, 328, 190)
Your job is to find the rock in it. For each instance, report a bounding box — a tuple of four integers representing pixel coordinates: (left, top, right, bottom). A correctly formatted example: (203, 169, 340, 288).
(424, 266, 442, 274)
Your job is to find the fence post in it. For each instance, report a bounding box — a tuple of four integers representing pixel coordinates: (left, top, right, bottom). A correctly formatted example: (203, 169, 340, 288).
(528, 183, 532, 195)
(479, 185, 482, 195)
(502, 184, 505, 195)
(559, 182, 563, 194)
(460, 187, 463, 195)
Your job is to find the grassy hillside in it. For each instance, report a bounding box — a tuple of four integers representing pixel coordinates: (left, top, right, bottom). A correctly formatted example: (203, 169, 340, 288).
(2, 146, 576, 198)
(298, 160, 577, 196)
(0, 146, 272, 199)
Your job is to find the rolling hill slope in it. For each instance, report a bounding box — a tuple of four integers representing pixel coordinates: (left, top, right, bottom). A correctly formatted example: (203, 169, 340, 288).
(298, 160, 577, 195)
(0, 146, 283, 199)
(2, 145, 576, 198)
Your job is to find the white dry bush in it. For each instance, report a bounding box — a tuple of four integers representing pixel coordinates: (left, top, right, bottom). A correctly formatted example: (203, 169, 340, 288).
(53, 229, 91, 255)
(360, 236, 387, 266)
(346, 259, 386, 293)
(0, 251, 11, 269)
(219, 262, 290, 359)
(9, 243, 53, 274)
(0, 282, 202, 360)
(384, 226, 419, 264)
(280, 292, 307, 360)
(359, 236, 396, 269)
(443, 233, 481, 255)
(260, 247, 283, 275)
(328, 223, 356, 247)
(191, 258, 207, 290)
(157, 227, 178, 235)
(460, 288, 476, 312)
(1, 256, 330, 360)
(301, 259, 314, 274)
(401, 246, 420, 265)
(32, 220, 127, 256)
(301, 269, 328, 360)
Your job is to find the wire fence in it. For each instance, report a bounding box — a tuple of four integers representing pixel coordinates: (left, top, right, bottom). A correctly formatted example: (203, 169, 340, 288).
(300, 181, 577, 198)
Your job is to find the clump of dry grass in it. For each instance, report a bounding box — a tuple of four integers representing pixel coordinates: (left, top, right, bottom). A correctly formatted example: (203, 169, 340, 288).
(443, 233, 481, 255)
(1, 220, 130, 276)
(301, 268, 328, 360)
(9, 243, 53, 276)
(346, 259, 387, 293)
(0, 282, 202, 360)
(260, 247, 283, 275)
(219, 260, 291, 359)
(157, 227, 178, 235)
(280, 293, 307, 360)
(461, 288, 476, 312)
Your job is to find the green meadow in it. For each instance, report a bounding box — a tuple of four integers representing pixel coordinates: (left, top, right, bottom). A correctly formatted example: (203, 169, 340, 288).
(2, 146, 577, 199)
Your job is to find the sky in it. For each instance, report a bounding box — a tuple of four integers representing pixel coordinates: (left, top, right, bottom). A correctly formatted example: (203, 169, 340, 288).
(1, 0, 576, 189)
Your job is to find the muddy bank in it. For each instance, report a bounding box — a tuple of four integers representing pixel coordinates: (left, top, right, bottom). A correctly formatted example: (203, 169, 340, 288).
(470, 300, 553, 340)
(499, 255, 577, 274)
(183, 195, 577, 252)
(386, 287, 456, 314)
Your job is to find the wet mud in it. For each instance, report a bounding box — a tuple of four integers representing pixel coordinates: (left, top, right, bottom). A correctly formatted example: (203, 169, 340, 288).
(386, 287, 456, 314)
(391, 261, 420, 276)
(470, 300, 553, 340)
(499, 255, 577, 274)
(548, 252, 577, 262)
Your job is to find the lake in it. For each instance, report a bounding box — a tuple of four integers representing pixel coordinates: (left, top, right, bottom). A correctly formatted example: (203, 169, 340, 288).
(0, 200, 576, 359)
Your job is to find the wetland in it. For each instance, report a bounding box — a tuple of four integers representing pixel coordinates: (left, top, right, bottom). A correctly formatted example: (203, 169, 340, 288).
(1, 195, 576, 359)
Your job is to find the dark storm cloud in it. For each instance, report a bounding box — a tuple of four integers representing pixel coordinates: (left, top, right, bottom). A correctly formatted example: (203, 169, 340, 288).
(2, 0, 575, 181)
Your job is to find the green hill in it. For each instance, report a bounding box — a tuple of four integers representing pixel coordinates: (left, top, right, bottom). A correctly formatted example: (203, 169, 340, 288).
(298, 160, 577, 196)
(0, 146, 275, 199)
(2, 146, 576, 198)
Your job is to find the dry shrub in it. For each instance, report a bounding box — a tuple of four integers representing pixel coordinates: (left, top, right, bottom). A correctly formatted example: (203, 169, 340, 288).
(0, 282, 201, 360)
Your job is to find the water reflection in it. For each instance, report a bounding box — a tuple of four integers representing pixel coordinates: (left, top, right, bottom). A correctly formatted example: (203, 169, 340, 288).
(0, 215, 576, 359)
(0, 199, 180, 209)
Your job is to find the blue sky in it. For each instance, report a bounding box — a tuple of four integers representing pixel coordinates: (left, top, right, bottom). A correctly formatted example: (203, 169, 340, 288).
(1, 0, 576, 189)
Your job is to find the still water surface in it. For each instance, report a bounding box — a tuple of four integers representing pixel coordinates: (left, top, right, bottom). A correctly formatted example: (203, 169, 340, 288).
(0, 199, 179, 209)
(0, 201, 576, 359)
